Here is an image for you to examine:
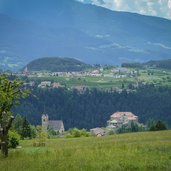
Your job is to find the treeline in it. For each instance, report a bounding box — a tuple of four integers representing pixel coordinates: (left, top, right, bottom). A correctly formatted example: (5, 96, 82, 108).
(121, 63, 144, 68)
(145, 59, 171, 69)
(122, 59, 171, 69)
(13, 85, 171, 130)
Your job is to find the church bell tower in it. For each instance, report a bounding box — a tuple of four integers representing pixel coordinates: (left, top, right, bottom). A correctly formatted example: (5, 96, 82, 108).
(42, 114, 48, 131)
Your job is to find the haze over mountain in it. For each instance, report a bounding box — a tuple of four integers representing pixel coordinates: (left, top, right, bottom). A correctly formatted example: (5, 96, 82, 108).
(0, 0, 171, 71)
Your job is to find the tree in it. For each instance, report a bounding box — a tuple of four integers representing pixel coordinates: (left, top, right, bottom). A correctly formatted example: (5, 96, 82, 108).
(149, 120, 167, 131)
(21, 117, 31, 139)
(12, 114, 36, 139)
(34, 126, 47, 146)
(8, 130, 20, 148)
(0, 75, 28, 157)
(12, 114, 23, 135)
(30, 125, 37, 139)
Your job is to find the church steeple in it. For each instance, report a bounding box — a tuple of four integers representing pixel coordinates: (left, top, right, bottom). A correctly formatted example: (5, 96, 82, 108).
(23, 66, 29, 76)
(42, 114, 48, 131)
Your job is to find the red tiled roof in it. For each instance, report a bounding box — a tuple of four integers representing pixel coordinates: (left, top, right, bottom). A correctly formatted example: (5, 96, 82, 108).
(111, 112, 138, 121)
(52, 82, 61, 88)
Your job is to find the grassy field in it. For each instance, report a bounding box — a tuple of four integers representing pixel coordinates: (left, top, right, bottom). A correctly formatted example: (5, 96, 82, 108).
(1, 130, 171, 171)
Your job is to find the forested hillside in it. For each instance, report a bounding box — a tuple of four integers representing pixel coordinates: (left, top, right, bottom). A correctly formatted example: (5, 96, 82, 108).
(122, 59, 171, 69)
(145, 59, 171, 69)
(13, 85, 171, 129)
(25, 57, 91, 72)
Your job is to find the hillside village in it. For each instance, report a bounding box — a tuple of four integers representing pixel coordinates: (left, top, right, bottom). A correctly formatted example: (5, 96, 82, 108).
(15, 63, 171, 96)
(21, 66, 137, 79)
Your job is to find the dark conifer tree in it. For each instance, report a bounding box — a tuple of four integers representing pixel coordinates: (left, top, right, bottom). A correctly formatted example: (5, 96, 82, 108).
(21, 117, 31, 139)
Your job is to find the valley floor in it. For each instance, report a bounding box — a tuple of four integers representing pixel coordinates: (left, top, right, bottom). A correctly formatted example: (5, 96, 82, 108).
(0, 130, 171, 171)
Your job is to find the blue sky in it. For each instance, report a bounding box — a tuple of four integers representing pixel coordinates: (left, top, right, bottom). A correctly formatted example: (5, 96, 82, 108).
(77, 0, 171, 20)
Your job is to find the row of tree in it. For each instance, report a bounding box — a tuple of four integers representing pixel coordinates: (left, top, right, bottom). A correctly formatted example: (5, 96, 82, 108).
(12, 114, 36, 139)
(13, 84, 171, 130)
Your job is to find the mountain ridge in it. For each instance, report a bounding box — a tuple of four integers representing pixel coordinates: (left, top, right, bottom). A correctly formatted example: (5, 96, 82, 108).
(0, 0, 171, 70)
(122, 58, 171, 70)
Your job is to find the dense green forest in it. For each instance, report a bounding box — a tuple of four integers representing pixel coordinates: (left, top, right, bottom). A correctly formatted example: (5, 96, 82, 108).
(13, 85, 171, 130)
(25, 57, 91, 72)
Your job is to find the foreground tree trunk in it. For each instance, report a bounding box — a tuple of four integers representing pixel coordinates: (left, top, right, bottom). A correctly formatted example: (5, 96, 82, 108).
(1, 131, 8, 157)
(0, 117, 14, 157)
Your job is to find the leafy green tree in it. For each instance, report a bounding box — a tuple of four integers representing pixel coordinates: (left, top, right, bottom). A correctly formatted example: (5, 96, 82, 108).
(8, 130, 20, 148)
(30, 125, 37, 138)
(12, 114, 36, 139)
(0, 75, 28, 157)
(149, 120, 167, 131)
(21, 117, 31, 139)
(35, 126, 47, 146)
(12, 114, 23, 135)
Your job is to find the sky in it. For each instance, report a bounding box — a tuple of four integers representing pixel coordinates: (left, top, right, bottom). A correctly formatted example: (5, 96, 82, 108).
(77, 0, 171, 20)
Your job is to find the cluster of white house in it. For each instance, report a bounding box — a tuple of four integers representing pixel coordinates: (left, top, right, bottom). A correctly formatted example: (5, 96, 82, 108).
(38, 81, 88, 93)
(38, 81, 64, 89)
(22, 66, 138, 79)
(41, 111, 141, 137)
(90, 112, 140, 136)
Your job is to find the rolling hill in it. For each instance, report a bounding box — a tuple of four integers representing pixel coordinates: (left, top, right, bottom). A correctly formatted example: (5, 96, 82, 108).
(0, 0, 171, 70)
(25, 57, 91, 72)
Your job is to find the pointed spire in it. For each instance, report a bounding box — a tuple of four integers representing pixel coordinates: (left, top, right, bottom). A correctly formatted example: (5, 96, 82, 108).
(23, 65, 29, 75)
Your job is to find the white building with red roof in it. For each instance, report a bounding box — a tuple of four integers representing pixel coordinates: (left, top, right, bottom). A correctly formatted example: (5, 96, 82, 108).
(108, 112, 138, 128)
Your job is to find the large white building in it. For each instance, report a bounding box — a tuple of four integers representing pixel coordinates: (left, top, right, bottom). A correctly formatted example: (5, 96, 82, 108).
(107, 112, 138, 128)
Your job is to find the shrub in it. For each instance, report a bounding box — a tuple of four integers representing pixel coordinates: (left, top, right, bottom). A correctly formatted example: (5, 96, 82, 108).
(67, 128, 90, 138)
(149, 120, 167, 131)
(8, 130, 20, 148)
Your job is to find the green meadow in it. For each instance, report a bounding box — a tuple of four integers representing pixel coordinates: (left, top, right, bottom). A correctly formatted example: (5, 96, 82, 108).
(1, 130, 171, 171)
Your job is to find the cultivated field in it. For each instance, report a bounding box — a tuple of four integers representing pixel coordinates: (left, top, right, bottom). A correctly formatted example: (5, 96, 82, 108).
(30, 68, 171, 90)
(0, 130, 171, 171)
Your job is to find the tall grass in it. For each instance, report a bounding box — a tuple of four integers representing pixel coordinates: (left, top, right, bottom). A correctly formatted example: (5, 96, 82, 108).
(0, 130, 171, 171)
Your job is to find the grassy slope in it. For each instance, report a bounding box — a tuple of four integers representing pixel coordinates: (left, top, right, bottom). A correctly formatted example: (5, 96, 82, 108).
(1, 130, 171, 171)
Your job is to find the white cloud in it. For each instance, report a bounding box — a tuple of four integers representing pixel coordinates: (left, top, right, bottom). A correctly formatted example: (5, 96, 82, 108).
(168, 0, 171, 8)
(98, 42, 147, 54)
(78, 0, 171, 20)
(95, 34, 110, 38)
(148, 42, 171, 50)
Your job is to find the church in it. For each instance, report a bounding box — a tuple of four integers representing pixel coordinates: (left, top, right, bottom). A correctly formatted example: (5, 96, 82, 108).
(42, 114, 65, 134)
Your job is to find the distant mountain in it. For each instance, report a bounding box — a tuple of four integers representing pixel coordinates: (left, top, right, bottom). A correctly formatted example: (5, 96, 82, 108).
(25, 57, 91, 72)
(0, 0, 171, 71)
(122, 59, 171, 70)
